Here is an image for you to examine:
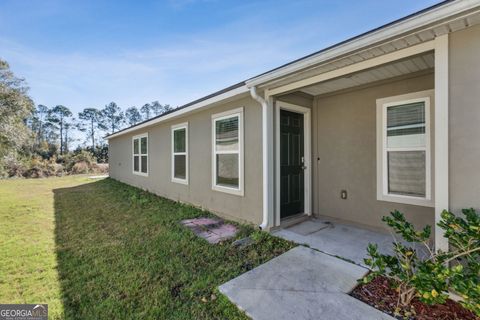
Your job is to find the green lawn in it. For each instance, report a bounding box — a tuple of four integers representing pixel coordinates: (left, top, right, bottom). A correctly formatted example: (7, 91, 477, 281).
(0, 176, 295, 319)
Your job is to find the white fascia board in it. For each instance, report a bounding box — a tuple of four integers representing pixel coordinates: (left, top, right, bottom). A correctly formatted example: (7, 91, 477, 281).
(245, 0, 480, 87)
(107, 85, 249, 139)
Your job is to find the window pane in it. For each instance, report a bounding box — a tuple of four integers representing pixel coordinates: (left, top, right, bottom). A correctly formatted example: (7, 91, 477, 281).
(141, 156, 148, 173)
(216, 116, 239, 151)
(387, 102, 425, 148)
(133, 155, 139, 172)
(216, 154, 239, 188)
(174, 155, 186, 179)
(133, 139, 139, 154)
(388, 151, 426, 197)
(141, 137, 148, 154)
(174, 129, 186, 153)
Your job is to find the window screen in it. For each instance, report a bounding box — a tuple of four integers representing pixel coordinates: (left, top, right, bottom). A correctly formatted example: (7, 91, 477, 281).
(385, 101, 427, 197)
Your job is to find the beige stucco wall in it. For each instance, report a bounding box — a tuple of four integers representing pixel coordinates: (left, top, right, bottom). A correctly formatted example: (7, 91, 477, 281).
(108, 24, 480, 231)
(312, 73, 435, 232)
(109, 96, 263, 225)
(449, 24, 480, 214)
(277, 92, 314, 108)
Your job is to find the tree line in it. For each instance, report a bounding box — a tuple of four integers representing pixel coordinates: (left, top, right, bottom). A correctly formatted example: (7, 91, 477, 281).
(1, 57, 172, 177)
(29, 101, 172, 155)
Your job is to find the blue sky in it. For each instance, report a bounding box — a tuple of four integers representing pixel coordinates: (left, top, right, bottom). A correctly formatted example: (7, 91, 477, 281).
(1, 0, 441, 114)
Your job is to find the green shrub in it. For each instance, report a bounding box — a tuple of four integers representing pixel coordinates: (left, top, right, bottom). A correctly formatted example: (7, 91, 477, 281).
(71, 161, 89, 174)
(364, 209, 480, 316)
(63, 150, 96, 171)
(1, 150, 108, 179)
(1, 154, 28, 178)
(23, 156, 64, 178)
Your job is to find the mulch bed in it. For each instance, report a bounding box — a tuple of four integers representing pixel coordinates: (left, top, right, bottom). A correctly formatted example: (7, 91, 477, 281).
(350, 276, 478, 320)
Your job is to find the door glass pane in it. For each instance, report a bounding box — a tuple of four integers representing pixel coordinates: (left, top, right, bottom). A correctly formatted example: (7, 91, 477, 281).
(388, 151, 426, 197)
(174, 129, 186, 153)
(216, 154, 239, 188)
(216, 116, 238, 151)
(387, 102, 425, 148)
(174, 155, 186, 179)
(141, 137, 148, 154)
(141, 156, 148, 173)
(133, 139, 139, 154)
(133, 156, 139, 172)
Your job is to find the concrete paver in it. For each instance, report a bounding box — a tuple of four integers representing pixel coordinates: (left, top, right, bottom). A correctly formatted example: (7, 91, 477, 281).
(219, 246, 394, 320)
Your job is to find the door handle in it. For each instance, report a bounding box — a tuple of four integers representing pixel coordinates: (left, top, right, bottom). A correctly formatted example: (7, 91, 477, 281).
(301, 157, 307, 170)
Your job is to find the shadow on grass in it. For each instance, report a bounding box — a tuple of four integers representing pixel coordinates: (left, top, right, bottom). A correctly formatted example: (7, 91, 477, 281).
(54, 178, 294, 320)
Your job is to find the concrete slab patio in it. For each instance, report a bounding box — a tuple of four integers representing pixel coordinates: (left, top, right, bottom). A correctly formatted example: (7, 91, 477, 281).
(272, 218, 396, 266)
(219, 246, 394, 320)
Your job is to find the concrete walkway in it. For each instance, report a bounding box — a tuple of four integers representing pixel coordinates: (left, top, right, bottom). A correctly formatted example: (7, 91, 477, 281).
(219, 246, 394, 320)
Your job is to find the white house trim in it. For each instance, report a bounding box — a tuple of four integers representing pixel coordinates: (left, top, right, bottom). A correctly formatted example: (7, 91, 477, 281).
(107, 85, 248, 139)
(171, 122, 189, 185)
(132, 132, 148, 177)
(376, 91, 434, 207)
(275, 101, 312, 226)
(434, 34, 449, 252)
(211, 107, 245, 196)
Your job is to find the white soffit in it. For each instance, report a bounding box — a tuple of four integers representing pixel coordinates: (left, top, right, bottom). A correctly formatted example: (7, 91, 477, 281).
(299, 52, 434, 96)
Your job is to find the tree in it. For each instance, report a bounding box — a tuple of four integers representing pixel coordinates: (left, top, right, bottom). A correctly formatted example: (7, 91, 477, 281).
(63, 119, 76, 154)
(34, 104, 49, 143)
(42, 122, 59, 146)
(47, 105, 72, 155)
(163, 104, 173, 114)
(0, 58, 34, 160)
(78, 108, 105, 149)
(140, 103, 151, 120)
(150, 101, 173, 116)
(102, 101, 124, 134)
(125, 107, 142, 126)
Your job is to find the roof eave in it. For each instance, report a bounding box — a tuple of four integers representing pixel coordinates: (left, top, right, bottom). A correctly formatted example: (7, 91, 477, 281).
(106, 84, 249, 139)
(106, 0, 480, 140)
(245, 0, 480, 88)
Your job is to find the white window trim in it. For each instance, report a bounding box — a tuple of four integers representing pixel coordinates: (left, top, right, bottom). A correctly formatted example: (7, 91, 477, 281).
(132, 133, 149, 177)
(211, 107, 244, 196)
(171, 122, 189, 185)
(376, 90, 434, 207)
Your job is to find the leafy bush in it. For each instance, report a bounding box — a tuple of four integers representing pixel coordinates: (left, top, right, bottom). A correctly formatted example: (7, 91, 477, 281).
(92, 163, 109, 174)
(23, 156, 64, 178)
(364, 209, 480, 316)
(1, 154, 28, 178)
(1, 150, 108, 179)
(71, 161, 89, 174)
(63, 150, 96, 171)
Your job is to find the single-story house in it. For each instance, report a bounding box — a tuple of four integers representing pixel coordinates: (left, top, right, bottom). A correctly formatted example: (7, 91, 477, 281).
(107, 0, 480, 251)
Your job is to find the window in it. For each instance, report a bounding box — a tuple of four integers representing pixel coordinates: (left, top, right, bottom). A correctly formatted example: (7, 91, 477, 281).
(212, 108, 244, 196)
(133, 133, 148, 176)
(171, 123, 188, 184)
(377, 91, 433, 207)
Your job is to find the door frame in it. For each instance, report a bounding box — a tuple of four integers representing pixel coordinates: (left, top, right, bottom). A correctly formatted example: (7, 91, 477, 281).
(275, 101, 312, 226)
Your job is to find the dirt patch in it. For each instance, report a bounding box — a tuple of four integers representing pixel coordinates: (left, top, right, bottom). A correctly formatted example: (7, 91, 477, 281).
(350, 276, 478, 320)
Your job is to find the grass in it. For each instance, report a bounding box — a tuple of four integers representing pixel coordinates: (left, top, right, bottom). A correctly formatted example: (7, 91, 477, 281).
(0, 176, 295, 319)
